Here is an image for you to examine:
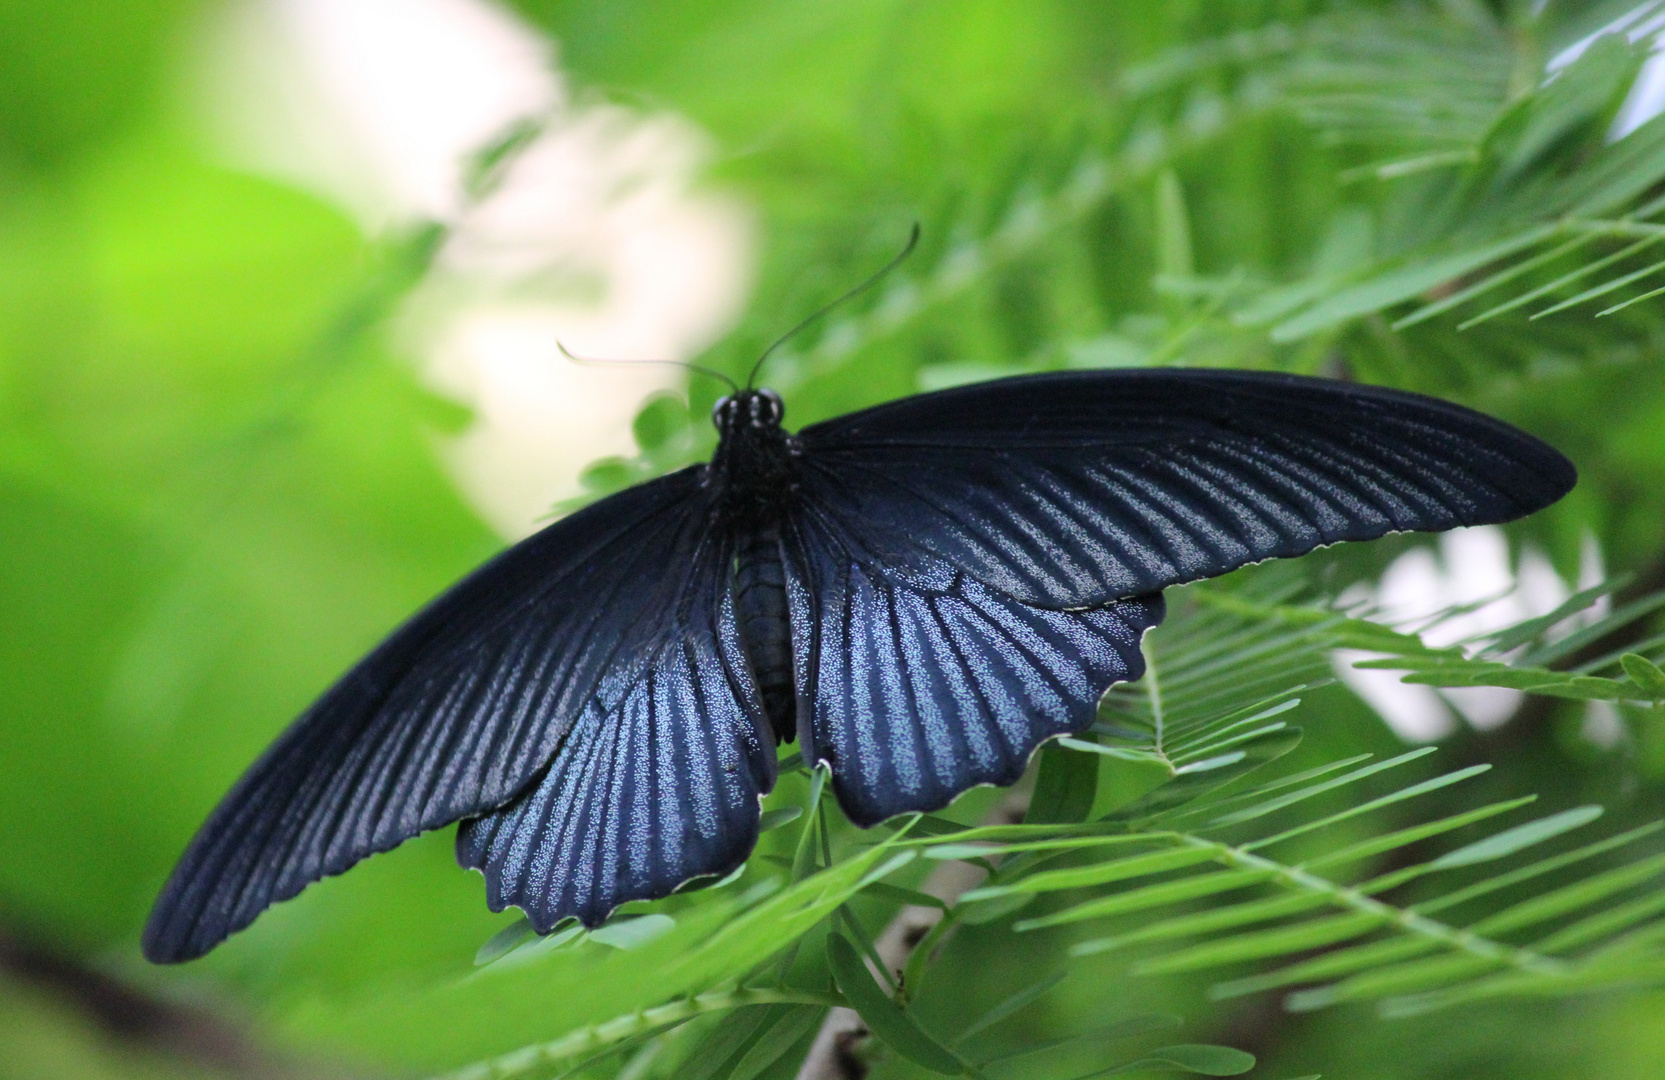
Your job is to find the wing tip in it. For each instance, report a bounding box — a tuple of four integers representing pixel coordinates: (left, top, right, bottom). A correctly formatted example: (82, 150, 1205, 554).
(1473, 432, 1576, 525)
(140, 904, 217, 965)
(1525, 448, 1578, 515)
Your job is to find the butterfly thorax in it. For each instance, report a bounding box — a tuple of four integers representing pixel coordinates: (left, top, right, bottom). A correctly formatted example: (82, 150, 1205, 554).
(707, 388, 798, 526)
(709, 388, 799, 743)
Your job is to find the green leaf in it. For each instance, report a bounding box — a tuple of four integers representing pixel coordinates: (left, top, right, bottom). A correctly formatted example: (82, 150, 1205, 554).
(1597, 278, 1665, 316)
(1027, 738, 1100, 825)
(1471, 852, 1665, 937)
(1529, 255, 1665, 319)
(631, 392, 689, 453)
(661, 843, 916, 994)
(589, 914, 677, 951)
(921, 829, 1147, 860)
(825, 932, 967, 1075)
(1268, 227, 1555, 340)
(472, 921, 586, 972)
(1155, 170, 1195, 280)
(1429, 806, 1604, 869)
(1241, 765, 1492, 853)
(953, 971, 1067, 1044)
(1113, 727, 1304, 821)
(1205, 748, 1436, 828)
(862, 881, 949, 910)
(1210, 937, 1438, 1001)
(1020, 869, 1275, 932)
(726, 1006, 823, 1080)
(1564, 111, 1665, 217)
(676, 1007, 782, 1080)
(1167, 699, 1302, 756)
(1058, 737, 1170, 766)
(1621, 653, 1665, 699)
(1134, 913, 1385, 975)
(758, 806, 804, 832)
(1161, 756, 1373, 827)
(1304, 797, 1538, 871)
(1074, 893, 1330, 958)
(976, 1015, 1183, 1066)
(1392, 233, 1598, 329)
(1418, 822, 1665, 915)
(1117, 1044, 1256, 1076)
(1205, 931, 1438, 998)
(956, 891, 1040, 926)
(1518, 591, 1665, 668)
(1285, 953, 1506, 1010)
(1517, 676, 1636, 701)
(964, 845, 1218, 900)
(1481, 578, 1627, 655)
(1533, 888, 1665, 955)
(474, 918, 537, 967)
(790, 765, 829, 883)
(545, 1022, 687, 1080)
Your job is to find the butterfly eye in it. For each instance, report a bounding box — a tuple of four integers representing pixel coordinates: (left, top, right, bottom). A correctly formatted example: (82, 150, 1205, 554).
(758, 389, 784, 424)
(712, 396, 734, 427)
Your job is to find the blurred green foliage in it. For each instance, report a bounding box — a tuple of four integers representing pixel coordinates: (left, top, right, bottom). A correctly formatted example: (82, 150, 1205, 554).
(8, 1, 1665, 1079)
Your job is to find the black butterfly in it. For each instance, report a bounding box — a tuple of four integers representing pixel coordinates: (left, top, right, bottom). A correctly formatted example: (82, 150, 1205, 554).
(143, 367, 1574, 962)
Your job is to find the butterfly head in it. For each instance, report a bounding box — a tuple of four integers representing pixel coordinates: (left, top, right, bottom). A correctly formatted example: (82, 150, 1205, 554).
(708, 388, 796, 515)
(712, 388, 785, 435)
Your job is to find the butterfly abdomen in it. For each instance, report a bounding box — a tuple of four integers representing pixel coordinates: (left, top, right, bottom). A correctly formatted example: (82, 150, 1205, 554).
(734, 526, 796, 743)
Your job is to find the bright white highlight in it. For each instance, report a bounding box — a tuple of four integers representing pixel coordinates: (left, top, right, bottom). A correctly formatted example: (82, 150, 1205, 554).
(203, 0, 559, 227)
(200, 0, 752, 537)
(1336, 527, 1611, 744)
(1546, 1, 1665, 139)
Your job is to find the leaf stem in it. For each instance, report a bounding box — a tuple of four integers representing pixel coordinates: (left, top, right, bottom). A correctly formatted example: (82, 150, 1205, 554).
(1145, 645, 1168, 762)
(1183, 835, 1570, 980)
(431, 988, 846, 1080)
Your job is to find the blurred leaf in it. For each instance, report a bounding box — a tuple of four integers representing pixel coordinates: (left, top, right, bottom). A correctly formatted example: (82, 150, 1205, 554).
(1118, 1043, 1256, 1076)
(825, 931, 966, 1075)
(1026, 738, 1100, 825)
(590, 915, 678, 950)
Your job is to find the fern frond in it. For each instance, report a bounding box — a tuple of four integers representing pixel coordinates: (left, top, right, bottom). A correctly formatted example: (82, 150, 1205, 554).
(887, 580, 1665, 1024)
(1276, 12, 1513, 153)
(770, 88, 1280, 389)
(934, 748, 1664, 1021)
(1127, 5, 1665, 343)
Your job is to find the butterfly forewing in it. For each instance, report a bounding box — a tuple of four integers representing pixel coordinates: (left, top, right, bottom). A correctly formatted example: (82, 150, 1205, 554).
(795, 370, 1576, 610)
(142, 465, 754, 962)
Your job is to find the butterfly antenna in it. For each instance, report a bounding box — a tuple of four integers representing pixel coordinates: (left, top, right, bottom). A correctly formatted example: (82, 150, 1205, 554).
(746, 222, 921, 389)
(557, 341, 739, 394)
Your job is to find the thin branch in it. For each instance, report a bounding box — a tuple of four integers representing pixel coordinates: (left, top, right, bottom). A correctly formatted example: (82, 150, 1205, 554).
(0, 925, 327, 1079)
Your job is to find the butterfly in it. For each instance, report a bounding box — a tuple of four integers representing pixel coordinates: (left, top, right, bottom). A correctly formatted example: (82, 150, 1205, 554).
(142, 366, 1575, 962)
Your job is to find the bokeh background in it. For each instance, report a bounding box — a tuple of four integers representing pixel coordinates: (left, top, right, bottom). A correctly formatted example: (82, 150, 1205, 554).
(7, 1, 1665, 1077)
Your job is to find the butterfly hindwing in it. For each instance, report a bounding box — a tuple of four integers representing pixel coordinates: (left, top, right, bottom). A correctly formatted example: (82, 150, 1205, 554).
(142, 465, 761, 962)
(456, 544, 774, 931)
(785, 508, 1164, 826)
(796, 370, 1576, 610)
